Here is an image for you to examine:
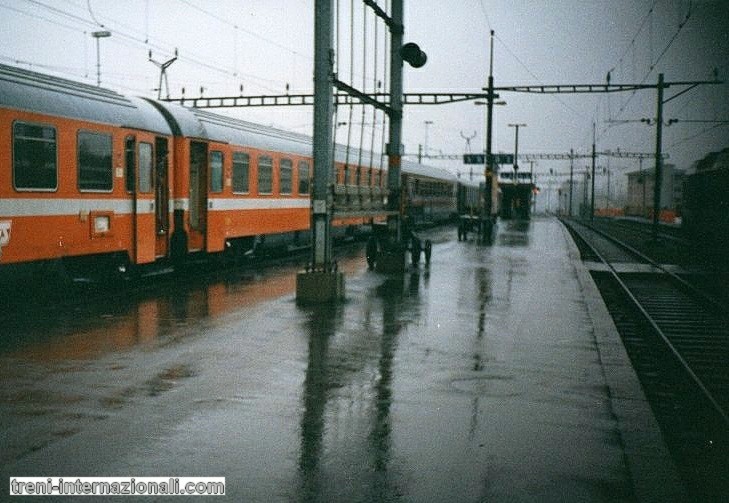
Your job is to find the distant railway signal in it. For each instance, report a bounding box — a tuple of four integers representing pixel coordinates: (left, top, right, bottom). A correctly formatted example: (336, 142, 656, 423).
(400, 42, 427, 68)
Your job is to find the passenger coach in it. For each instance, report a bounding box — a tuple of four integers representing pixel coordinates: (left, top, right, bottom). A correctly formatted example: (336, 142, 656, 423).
(0, 63, 461, 279)
(0, 64, 173, 271)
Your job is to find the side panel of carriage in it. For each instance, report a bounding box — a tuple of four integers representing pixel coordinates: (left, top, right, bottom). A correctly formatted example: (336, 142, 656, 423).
(0, 107, 172, 267)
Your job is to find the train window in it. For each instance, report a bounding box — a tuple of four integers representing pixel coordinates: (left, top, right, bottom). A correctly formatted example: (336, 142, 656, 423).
(12, 121, 57, 191)
(258, 156, 273, 194)
(280, 158, 292, 195)
(125, 136, 135, 192)
(298, 161, 310, 195)
(78, 131, 112, 192)
(232, 152, 250, 193)
(210, 151, 223, 193)
(138, 142, 153, 193)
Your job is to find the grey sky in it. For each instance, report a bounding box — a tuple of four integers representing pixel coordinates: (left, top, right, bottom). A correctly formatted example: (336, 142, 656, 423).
(2, 0, 727, 183)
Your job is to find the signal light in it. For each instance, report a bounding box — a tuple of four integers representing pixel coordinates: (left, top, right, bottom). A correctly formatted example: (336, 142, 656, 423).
(400, 42, 427, 68)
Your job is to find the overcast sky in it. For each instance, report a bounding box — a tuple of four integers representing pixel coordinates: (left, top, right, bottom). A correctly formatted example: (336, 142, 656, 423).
(2, 0, 727, 183)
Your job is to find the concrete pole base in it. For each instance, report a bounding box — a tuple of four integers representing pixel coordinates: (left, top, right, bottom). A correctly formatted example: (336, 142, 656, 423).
(296, 271, 345, 304)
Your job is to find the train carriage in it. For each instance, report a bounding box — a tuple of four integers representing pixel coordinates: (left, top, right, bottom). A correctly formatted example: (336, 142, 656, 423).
(401, 160, 457, 226)
(0, 63, 174, 271)
(145, 101, 316, 258)
(0, 63, 463, 278)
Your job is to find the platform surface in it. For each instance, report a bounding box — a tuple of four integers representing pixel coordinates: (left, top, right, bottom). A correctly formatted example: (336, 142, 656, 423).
(0, 218, 683, 501)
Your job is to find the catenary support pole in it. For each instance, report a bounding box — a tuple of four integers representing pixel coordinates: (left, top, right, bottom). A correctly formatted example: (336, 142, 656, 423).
(652, 73, 664, 241)
(375, 0, 407, 273)
(485, 30, 496, 232)
(590, 122, 596, 221)
(296, 0, 344, 303)
(569, 148, 574, 217)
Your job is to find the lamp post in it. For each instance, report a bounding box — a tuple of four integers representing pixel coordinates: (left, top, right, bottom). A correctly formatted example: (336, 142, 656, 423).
(423, 120, 433, 159)
(507, 123, 526, 184)
(474, 98, 506, 165)
(92, 30, 111, 87)
(479, 29, 499, 237)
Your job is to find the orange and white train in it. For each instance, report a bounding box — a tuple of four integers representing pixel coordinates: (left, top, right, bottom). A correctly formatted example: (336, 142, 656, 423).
(0, 63, 459, 277)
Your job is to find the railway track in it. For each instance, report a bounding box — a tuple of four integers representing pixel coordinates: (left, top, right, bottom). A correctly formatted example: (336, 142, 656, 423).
(590, 217, 693, 267)
(563, 218, 729, 501)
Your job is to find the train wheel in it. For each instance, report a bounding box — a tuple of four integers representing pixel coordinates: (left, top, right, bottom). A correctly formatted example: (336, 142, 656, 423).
(424, 240, 432, 265)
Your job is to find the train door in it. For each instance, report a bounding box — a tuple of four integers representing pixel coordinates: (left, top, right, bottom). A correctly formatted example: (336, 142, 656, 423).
(125, 135, 156, 264)
(188, 141, 208, 251)
(136, 141, 156, 263)
(154, 137, 170, 258)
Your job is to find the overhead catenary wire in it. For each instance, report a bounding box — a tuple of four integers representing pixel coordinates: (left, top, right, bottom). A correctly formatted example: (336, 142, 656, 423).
(601, 0, 694, 141)
(494, 33, 589, 123)
(0, 1, 79, 32)
(369, 7, 378, 173)
(175, 0, 312, 62)
(668, 122, 727, 149)
(22, 0, 287, 93)
(343, 0, 356, 179)
(332, 0, 341, 172)
(357, 1, 368, 171)
(477, 0, 493, 32)
(379, 0, 389, 171)
(86, 0, 104, 28)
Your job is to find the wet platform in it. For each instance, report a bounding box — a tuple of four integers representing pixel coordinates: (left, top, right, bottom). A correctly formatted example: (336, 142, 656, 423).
(0, 218, 684, 501)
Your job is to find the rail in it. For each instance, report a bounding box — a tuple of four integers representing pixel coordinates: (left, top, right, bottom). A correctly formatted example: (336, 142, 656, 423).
(563, 218, 729, 428)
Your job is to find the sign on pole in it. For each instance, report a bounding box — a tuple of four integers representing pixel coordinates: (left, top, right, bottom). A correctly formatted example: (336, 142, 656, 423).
(463, 153, 514, 165)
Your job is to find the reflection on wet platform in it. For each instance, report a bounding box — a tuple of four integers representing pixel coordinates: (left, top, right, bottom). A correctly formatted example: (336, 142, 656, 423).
(0, 221, 652, 501)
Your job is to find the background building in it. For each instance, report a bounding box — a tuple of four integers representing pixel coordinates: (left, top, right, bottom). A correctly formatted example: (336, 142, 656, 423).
(625, 163, 684, 221)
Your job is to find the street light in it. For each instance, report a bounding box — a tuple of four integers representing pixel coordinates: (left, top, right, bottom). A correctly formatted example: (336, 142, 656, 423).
(507, 123, 527, 184)
(423, 120, 433, 158)
(92, 30, 112, 87)
(474, 100, 506, 154)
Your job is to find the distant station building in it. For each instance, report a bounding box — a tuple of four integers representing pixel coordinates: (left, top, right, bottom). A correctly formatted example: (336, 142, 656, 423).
(557, 175, 590, 218)
(498, 170, 534, 219)
(625, 163, 684, 222)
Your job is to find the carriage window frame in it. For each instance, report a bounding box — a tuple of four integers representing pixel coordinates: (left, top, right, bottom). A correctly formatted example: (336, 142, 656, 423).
(77, 130, 113, 192)
(125, 136, 136, 193)
(258, 155, 273, 195)
(360, 167, 369, 186)
(12, 121, 58, 192)
(232, 152, 250, 194)
(138, 142, 153, 194)
(280, 158, 292, 195)
(298, 161, 310, 195)
(209, 150, 224, 194)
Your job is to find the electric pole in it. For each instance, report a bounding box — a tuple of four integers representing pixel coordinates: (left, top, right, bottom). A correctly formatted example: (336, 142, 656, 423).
(590, 122, 596, 221)
(652, 73, 664, 240)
